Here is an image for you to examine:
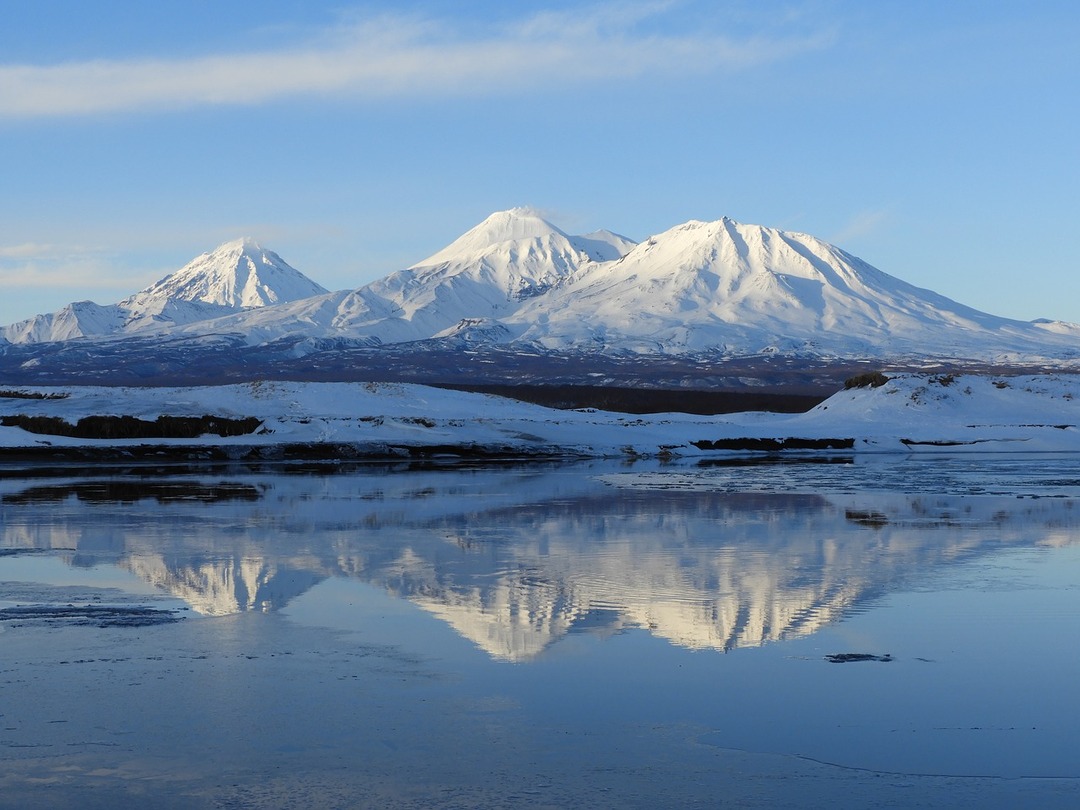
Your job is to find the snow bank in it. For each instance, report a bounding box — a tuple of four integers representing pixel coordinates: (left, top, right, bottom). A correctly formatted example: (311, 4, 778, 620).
(1, 373, 1078, 459)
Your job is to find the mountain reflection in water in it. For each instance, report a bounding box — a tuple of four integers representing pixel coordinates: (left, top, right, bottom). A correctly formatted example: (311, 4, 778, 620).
(2, 459, 1078, 661)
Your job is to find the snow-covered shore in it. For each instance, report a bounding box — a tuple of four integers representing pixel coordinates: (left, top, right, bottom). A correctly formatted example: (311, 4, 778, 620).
(1, 373, 1078, 459)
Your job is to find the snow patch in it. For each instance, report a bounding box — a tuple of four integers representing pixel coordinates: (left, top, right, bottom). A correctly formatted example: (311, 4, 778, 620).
(2, 373, 1078, 458)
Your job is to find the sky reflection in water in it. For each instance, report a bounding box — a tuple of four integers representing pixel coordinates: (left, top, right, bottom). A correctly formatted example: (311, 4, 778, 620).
(2, 455, 1080, 793)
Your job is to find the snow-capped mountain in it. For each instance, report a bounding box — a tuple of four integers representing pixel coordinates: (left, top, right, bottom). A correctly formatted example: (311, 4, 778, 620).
(127, 237, 328, 309)
(168, 207, 637, 345)
(349, 208, 634, 336)
(0, 237, 327, 344)
(2, 210, 1078, 385)
(1, 300, 128, 345)
(177, 211, 1077, 362)
(508, 217, 1065, 359)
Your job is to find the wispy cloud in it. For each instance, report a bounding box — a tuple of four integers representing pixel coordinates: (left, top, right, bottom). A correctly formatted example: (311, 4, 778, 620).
(0, 242, 60, 260)
(0, 4, 833, 119)
(828, 209, 889, 245)
(0, 243, 132, 293)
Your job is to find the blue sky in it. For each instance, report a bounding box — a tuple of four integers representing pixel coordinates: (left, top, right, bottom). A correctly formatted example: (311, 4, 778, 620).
(1, 0, 1078, 327)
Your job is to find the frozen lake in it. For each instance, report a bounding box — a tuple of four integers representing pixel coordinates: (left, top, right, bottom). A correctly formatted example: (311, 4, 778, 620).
(2, 456, 1080, 808)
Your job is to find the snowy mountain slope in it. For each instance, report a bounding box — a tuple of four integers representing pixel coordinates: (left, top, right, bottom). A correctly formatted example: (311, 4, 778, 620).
(173, 287, 385, 347)
(573, 229, 638, 262)
(359, 209, 636, 336)
(1, 300, 127, 345)
(125, 237, 328, 310)
(168, 212, 1077, 364)
(2, 211, 1077, 371)
(0, 238, 328, 345)
(170, 208, 639, 345)
(507, 217, 1074, 360)
(1032, 318, 1080, 338)
(409, 209, 627, 262)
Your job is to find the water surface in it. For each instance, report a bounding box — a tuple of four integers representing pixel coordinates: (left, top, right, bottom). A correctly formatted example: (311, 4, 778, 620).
(2, 456, 1079, 808)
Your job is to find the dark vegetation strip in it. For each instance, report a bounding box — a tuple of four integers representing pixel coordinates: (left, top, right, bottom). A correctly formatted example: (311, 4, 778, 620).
(0, 441, 568, 463)
(0, 414, 262, 439)
(0, 436, 854, 462)
(691, 437, 855, 452)
(899, 438, 985, 447)
(385, 444, 568, 459)
(433, 383, 828, 415)
(843, 372, 890, 389)
(0, 389, 69, 400)
(3, 481, 262, 505)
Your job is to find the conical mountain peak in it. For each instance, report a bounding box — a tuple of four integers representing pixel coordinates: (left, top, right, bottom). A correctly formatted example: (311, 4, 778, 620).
(507, 214, 1022, 356)
(465, 207, 568, 242)
(0, 238, 329, 344)
(412, 208, 569, 268)
(219, 236, 264, 254)
(131, 238, 328, 310)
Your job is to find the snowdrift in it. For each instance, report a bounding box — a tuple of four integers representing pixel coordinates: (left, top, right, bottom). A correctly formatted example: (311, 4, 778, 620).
(1, 373, 1078, 460)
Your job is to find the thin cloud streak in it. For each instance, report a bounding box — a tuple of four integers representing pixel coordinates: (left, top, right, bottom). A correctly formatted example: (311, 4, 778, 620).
(0, 7, 832, 118)
(0, 244, 138, 295)
(0, 262, 124, 291)
(0, 243, 59, 259)
(829, 209, 889, 246)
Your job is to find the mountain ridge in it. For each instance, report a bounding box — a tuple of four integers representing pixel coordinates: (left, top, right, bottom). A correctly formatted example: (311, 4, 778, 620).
(1, 237, 328, 345)
(157, 208, 639, 348)
(507, 216, 1044, 357)
(2, 210, 1078, 385)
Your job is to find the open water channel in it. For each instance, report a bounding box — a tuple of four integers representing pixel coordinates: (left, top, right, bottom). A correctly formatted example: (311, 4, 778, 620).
(2, 455, 1080, 808)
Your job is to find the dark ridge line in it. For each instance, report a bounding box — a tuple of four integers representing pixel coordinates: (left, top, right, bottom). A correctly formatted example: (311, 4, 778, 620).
(432, 383, 828, 415)
(0, 413, 262, 440)
(691, 437, 855, 451)
(0, 442, 574, 463)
